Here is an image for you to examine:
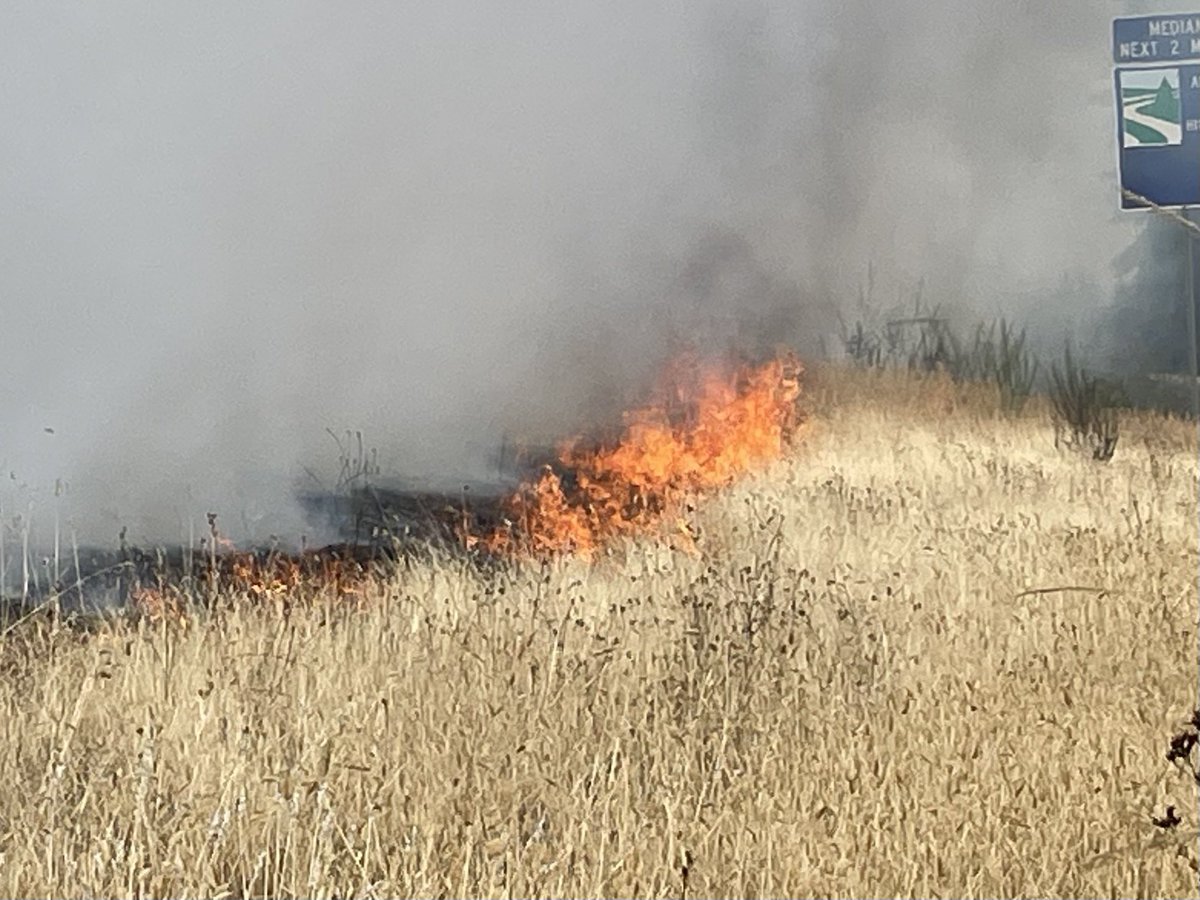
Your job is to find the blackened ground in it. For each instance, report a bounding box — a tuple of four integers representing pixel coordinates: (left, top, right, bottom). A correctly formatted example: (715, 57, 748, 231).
(0, 541, 391, 620)
(297, 479, 518, 547)
(0, 478, 531, 618)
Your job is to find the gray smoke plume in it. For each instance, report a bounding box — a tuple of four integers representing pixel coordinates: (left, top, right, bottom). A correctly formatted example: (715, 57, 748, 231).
(0, 2, 1174, 549)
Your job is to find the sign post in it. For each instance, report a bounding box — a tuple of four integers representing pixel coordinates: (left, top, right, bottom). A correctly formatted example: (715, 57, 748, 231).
(1113, 13, 1200, 416)
(1189, 210, 1198, 405)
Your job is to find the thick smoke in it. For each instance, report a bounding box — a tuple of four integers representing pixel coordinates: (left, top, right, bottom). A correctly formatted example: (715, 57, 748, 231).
(0, 2, 1174, 548)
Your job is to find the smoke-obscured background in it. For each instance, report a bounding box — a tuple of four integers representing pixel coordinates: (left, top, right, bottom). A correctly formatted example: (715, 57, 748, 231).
(0, 1, 1189, 548)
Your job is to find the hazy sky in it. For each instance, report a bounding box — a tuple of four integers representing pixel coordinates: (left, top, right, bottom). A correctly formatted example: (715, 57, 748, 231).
(0, 1, 1176, 546)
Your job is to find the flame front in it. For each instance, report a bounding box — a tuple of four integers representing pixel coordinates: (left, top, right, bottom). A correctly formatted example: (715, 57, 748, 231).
(132, 351, 803, 622)
(479, 352, 802, 556)
(131, 549, 371, 623)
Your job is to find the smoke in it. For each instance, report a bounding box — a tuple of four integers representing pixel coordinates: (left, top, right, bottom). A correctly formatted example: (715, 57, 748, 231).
(0, 1, 1172, 548)
(1102, 215, 1192, 375)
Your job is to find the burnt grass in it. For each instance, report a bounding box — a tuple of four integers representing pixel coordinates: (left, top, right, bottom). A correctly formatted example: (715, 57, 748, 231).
(1, 480, 524, 624)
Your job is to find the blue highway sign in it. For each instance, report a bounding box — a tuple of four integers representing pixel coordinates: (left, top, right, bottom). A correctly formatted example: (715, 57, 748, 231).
(1116, 63, 1200, 208)
(1114, 13, 1200, 64)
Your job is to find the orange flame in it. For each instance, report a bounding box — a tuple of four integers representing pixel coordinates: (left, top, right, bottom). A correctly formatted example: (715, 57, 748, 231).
(130, 548, 372, 623)
(134, 351, 802, 620)
(130, 585, 188, 626)
(478, 351, 802, 556)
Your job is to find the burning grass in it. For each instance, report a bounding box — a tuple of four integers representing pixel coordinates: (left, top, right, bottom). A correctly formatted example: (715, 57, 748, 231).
(0, 364, 1196, 897)
(128, 543, 379, 624)
(475, 351, 802, 555)
(76, 350, 805, 623)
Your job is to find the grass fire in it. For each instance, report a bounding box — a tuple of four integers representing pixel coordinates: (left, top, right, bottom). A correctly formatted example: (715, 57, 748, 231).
(3, 5, 1199, 897)
(79, 351, 805, 624)
(0, 363, 1195, 897)
(474, 352, 802, 556)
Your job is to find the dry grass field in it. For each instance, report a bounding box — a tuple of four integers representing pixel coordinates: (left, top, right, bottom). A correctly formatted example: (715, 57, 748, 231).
(0, 366, 1196, 898)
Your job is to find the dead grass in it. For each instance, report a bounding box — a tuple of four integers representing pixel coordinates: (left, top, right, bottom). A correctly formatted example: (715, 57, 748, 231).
(0, 365, 1196, 897)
